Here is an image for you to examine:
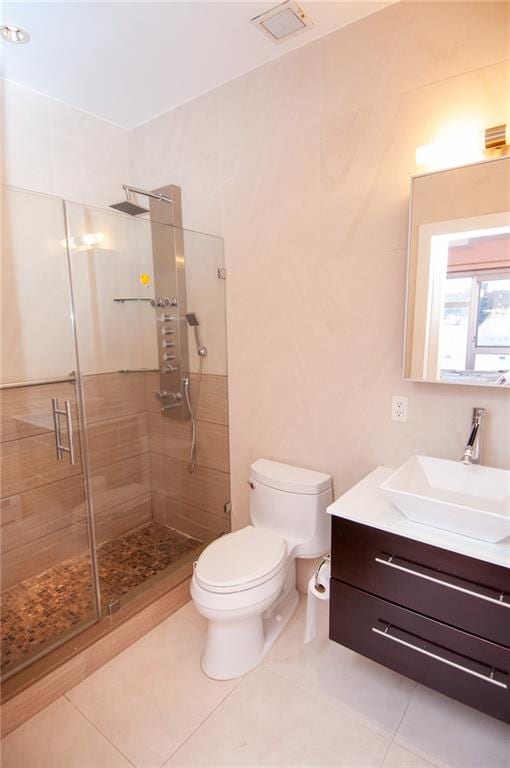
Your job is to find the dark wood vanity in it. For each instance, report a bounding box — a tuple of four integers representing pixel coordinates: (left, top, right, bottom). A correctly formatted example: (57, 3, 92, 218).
(330, 516, 510, 724)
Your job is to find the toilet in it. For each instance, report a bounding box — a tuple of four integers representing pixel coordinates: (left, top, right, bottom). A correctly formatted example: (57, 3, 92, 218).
(191, 458, 332, 679)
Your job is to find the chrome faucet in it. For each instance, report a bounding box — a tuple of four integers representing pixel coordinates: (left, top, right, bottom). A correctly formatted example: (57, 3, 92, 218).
(461, 407, 485, 465)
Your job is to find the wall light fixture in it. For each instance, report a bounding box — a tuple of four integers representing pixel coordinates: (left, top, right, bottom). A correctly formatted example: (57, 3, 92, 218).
(416, 122, 509, 170)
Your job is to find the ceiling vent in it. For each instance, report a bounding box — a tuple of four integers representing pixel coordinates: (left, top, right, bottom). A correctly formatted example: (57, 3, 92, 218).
(251, 1, 314, 43)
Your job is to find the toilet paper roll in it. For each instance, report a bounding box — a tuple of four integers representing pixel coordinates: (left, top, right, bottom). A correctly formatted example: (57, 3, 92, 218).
(304, 556, 330, 644)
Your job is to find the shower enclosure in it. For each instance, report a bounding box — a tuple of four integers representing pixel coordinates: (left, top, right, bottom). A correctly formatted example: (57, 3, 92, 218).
(0, 184, 230, 685)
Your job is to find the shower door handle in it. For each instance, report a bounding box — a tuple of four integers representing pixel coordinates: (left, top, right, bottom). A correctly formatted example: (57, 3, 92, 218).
(51, 398, 76, 465)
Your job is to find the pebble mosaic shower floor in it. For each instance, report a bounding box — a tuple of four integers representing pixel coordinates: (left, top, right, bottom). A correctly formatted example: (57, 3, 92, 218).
(1, 522, 201, 674)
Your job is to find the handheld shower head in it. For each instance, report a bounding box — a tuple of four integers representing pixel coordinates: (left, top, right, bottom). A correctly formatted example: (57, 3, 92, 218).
(185, 313, 208, 357)
(184, 312, 200, 327)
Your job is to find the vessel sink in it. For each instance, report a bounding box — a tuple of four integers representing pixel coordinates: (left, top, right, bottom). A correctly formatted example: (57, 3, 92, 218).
(380, 455, 510, 543)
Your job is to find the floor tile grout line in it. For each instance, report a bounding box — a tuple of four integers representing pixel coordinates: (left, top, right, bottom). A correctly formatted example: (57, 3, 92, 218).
(389, 683, 445, 768)
(261, 660, 399, 744)
(377, 681, 418, 767)
(63, 694, 138, 768)
(157, 672, 248, 768)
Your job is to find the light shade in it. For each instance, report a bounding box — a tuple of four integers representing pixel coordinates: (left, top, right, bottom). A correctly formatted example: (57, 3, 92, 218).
(0, 24, 30, 44)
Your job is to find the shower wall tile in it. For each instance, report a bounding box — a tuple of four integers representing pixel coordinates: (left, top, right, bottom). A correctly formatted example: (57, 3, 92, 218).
(194, 421, 230, 474)
(148, 413, 229, 474)
(0, 382, 75, 444)
(87, 413, 149, 470)
(2, 189, 77, 385)
(127, 124, 151, 191)
(2, 81, 130, 209)
(0, 476, 86, 553)
(150, 455, 229, 518)
(1, 519, 90, 589)
(131, 90, 223, 235)
(143, 372, 162, 414)
(0, 375, 152, 586)
(89, 453, 151, 517)
(1, 454, 151, 555)
(82, 373, 146, 425)
(93, 498, 153, 546)
(190, 374, 229, 426)
(1, 429, 83, 498)
(2, 80, 55, 194)
(149, 453, 168, 497)
(49, 100, 128, 188)
(147, 412, 190, 462)
(154, 497, 229, 544)
(1, 495, 151, 590)
(48, 96, 129, 210)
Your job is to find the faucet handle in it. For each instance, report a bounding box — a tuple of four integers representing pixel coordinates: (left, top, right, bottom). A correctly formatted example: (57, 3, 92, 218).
(472, 407, 485, 423)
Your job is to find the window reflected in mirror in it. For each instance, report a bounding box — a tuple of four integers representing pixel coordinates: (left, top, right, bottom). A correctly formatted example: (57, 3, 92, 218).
(405, 156, 510, 387)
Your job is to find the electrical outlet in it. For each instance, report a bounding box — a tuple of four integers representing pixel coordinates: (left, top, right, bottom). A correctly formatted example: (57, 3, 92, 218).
(392, 395, 408, 423)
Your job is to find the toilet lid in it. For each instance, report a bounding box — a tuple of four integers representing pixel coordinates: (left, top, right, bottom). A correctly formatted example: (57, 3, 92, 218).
(195, 526, 287, 590)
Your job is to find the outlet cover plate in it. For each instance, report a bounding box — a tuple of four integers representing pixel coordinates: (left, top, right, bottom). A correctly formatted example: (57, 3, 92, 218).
(392, 395, 408, 423)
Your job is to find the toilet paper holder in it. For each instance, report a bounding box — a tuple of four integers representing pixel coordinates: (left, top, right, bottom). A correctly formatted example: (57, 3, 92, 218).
(313, 553, 331, 593)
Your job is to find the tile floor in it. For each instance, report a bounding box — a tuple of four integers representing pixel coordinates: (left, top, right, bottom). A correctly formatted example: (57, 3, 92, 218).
(2, 597, 509, 768)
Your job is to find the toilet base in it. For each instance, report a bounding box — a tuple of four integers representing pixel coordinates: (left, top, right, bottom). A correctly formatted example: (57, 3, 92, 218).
(201, 568, 299, 680)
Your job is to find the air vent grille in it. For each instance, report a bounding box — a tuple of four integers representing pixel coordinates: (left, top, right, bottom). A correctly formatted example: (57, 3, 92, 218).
(252, 1, 314, 43)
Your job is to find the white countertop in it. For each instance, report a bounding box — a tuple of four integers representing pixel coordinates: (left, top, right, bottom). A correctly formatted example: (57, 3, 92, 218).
(327, 466, 510, 569)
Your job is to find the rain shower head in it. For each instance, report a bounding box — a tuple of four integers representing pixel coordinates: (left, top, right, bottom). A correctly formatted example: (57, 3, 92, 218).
(110, 199, 149, 216)
(109, 184, 173, 216)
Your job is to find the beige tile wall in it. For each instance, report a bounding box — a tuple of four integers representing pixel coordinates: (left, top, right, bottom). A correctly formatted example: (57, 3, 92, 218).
(129, 1, 510, 530)
(2, 80, 129, 209)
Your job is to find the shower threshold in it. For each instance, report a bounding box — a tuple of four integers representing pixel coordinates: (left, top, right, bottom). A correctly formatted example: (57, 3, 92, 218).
(1, 522, 202, 680)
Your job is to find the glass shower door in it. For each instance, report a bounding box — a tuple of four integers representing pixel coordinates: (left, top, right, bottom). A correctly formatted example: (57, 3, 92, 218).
(0, 187, 100, 681)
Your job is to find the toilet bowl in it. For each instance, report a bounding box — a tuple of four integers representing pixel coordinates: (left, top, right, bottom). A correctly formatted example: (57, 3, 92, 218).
(191, 459, 332, 679)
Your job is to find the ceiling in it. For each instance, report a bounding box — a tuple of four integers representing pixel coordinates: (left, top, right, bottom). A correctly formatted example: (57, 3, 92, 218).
(1, 1, 389, 129)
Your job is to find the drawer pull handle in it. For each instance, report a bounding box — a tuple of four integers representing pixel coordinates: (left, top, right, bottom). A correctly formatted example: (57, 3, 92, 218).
(374, 557, 508, 608)
(372, 626, 508, 689)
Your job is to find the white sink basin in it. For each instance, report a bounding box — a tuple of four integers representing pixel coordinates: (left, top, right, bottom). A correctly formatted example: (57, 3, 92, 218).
(380, 456, 510, 543)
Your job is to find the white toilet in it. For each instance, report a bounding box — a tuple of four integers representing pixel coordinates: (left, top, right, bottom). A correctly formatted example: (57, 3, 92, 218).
(191, 458, 332, 679)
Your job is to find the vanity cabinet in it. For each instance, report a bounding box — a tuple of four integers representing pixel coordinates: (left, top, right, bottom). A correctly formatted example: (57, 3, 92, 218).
(330, 517, 510, 724)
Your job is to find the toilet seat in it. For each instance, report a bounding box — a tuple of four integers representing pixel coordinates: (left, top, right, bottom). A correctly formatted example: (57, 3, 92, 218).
(194, 526, 287, 594)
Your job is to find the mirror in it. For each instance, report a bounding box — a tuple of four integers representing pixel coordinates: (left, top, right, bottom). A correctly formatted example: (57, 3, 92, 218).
(405, 156, 510, 386)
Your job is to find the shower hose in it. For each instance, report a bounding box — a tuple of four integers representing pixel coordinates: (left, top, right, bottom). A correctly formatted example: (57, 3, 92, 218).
(184, 355, 204, 473)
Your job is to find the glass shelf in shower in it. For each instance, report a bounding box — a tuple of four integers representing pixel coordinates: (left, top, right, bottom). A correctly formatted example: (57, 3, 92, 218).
(113, 297, 154, 303)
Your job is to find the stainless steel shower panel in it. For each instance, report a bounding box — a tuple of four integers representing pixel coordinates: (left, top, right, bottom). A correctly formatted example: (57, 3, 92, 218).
(149, 186, 190, 418)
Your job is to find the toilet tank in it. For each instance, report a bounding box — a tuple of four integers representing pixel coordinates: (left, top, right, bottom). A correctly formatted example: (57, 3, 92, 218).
(249, 459, 332, 558)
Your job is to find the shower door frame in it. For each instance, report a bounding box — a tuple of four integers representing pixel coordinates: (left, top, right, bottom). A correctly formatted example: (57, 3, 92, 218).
(61, 198, 103, 616)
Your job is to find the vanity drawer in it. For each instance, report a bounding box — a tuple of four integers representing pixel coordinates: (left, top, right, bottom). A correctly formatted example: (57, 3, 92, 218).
(330, 580, 510, 723)
(331, 518, 510, 647)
